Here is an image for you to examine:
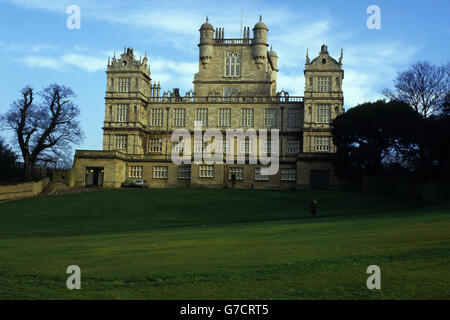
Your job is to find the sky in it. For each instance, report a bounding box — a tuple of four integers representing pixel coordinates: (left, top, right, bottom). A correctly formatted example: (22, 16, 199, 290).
(0, 0, 449, 152)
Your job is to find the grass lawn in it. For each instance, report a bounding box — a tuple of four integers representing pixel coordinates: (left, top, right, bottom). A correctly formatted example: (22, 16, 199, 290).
(0, 188, 448, 299)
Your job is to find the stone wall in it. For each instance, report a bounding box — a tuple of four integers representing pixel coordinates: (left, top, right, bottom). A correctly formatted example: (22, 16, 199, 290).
(0, 178, 50, 201)
(52, 170, 71, 184)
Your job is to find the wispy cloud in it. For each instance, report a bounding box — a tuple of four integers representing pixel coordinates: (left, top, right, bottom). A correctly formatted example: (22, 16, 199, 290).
(23, 53, 107, 72)
(2, 0, 421, 108)
(271, 20, 332, 69)
(0, 0, 111, 14)
(20, 51, 198, 91)
(277, 73, 304, 96)
(61, 54, 107, 72)
(0, 41, 58, 53)
(22, 55, 64, 71)
(341, 41, 420, 108)
(150, 58, 198, 92)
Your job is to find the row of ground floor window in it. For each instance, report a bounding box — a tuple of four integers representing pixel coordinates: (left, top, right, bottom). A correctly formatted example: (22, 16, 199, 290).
(120, 165, 298, 182)
(72, 150, 338, 190)
(76, 161, 336, 191)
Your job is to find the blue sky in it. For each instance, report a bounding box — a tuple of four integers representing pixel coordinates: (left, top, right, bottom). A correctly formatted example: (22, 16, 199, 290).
(0, 0, 449, 152)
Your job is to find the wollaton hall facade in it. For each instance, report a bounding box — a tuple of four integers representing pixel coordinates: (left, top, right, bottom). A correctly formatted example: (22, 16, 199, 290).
(72, 17, 344, 190)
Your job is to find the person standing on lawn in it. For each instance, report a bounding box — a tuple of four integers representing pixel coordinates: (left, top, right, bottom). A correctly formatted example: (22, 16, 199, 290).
(310, 200, 318, 217)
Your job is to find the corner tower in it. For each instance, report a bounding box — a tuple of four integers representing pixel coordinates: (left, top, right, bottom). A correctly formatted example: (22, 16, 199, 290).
(303, 45, 344, 153)
(103, 48, 151, 155)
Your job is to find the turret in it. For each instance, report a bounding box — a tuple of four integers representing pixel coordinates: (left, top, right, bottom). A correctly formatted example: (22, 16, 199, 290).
(252, 15, 268, 67)
(269, 46, 278, 70)
(199, 17, 214, 67)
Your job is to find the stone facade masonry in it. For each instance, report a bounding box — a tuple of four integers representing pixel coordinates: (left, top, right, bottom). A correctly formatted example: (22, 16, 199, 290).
(73, 17, 344, 190)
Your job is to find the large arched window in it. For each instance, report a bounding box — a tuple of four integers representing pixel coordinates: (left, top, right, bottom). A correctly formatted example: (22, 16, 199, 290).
(225, 52, 240, 77)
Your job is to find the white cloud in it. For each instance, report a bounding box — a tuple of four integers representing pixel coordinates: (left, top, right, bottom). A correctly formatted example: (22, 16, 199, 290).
(61, 54, 106, 72)
(340, 41, 420, 108)
(151, 58, 197, 75)
(73, 45, 88, 52)
(150, 58, 198, 93)
(0, 0, 68, 11)
(277, 72, 304, 96)
(22, 53, 107, 72)
(343, 41, 419, 68)
(0, 41, 58, 53)
(0, 0, 112, 14)
(1, 0, 306, 51)
(23, 56, 63, 70)
(272, 20, 332, 69)
(343, 69, 381, 108)
(3, 0, 422, 108)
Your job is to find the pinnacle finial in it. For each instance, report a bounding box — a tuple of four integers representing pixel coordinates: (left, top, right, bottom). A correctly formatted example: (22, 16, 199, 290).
(259, 15, 262, 22)
(206, 16, 208, 23)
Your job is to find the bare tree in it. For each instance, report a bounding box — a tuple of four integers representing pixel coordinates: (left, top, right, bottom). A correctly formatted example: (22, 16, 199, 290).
(1, 84, 84, 179)
(440, 90, 450, 116)
(382, 61, 450, 118)
(0, 137, 18, 181)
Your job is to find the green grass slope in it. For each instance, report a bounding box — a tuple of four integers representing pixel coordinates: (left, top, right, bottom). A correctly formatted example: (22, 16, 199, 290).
(0, 189, 448, 299)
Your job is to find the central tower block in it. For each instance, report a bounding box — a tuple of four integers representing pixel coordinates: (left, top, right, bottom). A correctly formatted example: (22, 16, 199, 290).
(193, 16, 277, 97)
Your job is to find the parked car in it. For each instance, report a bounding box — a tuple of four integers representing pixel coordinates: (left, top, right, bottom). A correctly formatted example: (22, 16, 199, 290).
(121, 179, 134, 188)
(134, 179, 149, 188)
(121, 179, 149, 188)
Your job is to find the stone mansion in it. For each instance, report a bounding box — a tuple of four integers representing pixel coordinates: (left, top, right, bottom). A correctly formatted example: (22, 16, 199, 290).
(71, 17, 344, 190)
